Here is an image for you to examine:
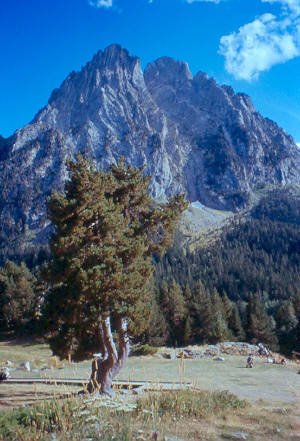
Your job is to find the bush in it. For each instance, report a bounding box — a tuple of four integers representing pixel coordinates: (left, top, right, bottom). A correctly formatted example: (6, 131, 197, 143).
(0, 399, 76, 440)
(130, 344, 158, 356)
(136, 389, 247, 419)
(0, 389, 247, 440)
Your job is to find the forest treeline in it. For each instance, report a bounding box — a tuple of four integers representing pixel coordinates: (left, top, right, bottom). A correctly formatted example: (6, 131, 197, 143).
(151, 187, 300, 354)
(1, 187, 300, 356)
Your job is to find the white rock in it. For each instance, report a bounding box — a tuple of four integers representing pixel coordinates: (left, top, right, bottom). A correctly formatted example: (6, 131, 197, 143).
(17, 361, 31, 372)
(213, 356, 225, 362)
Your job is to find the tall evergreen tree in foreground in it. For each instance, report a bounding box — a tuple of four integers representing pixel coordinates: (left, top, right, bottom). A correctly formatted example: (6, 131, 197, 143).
(42, 155, 187, 394)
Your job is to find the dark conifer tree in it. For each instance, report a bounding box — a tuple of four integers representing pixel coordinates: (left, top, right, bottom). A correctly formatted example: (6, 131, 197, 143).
(229, 303, 246, 341)
(276, 300, 298, 335)
(275, 300, 299, 355)
(246, 293, 278, 350)
(42, 155, 187, 393)
(210, 288, 230, 343)
(222, 293, 245, 341)
(182, 284, 193, 344)
(0, 261, 37, 335)
(142, 288, 168, 347)
(192, 280, 213, 343)
(292, 291, 300, 352)
(161, 278, 187, 346)
(222, 292, 233, 323)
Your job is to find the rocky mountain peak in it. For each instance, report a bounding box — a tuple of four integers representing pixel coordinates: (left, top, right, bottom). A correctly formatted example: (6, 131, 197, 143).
(1, 45, 300, 263)
(88, 44, 142, 86)
(92, 44, 133, 67)
(145, 56, 193, 84)
(36, 44, 144, 135)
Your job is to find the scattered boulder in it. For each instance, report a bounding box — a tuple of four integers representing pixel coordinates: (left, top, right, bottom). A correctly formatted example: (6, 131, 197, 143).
(257, 342, 271, 356)
(156, 342, 283, 360)
(204, 349, 218, 357)
(164, 438, 185, 441)
(177, 350, 195, 359)
(17, 361, 31, 372)
(227, 432, 248, 439)
(41, 364, 51, 370)
(0, 369, 10, 381)
(160, 352, 176, 360)
(213, 356, 225, 362)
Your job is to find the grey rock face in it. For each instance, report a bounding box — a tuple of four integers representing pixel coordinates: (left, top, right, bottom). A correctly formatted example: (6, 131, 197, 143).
(1, 44, 300, 262)
(144, 56, 300, 205)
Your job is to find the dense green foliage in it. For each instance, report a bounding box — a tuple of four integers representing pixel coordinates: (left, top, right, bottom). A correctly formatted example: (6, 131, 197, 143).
(42, 155, 187, 367)
(251, 187, 300, 224)
(0, 185, 299, 356)
(151, 188, 300, 354)
(0, 261, 38, 335)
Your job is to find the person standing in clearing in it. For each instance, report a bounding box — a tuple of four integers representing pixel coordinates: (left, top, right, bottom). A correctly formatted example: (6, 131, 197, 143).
(246, 354, 254, 368)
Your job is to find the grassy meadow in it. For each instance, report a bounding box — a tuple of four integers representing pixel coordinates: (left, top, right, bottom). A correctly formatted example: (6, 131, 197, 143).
(0, 339, 300, 440)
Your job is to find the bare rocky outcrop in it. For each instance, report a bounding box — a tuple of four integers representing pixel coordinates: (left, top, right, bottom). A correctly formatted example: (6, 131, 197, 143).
(157, 342, 276, 360)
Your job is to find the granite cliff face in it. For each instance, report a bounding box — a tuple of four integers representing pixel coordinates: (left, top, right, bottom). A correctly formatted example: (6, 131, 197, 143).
(1, 44, 300, 262)
(144, 57, 300, 206)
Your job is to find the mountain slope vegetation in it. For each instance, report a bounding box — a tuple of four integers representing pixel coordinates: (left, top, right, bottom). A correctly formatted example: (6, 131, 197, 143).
(152, 188, 300, 354)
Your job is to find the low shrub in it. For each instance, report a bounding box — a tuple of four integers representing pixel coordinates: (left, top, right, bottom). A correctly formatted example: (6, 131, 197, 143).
(130, 344, 158, 356)
(0, 399, 76, 440)
(136, 389, 247, 419)
(0, 389, 247, 440)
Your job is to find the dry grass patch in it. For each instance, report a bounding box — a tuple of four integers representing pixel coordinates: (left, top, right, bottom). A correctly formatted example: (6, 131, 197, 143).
(1, 340, 300, 440)
(0, 339, 58, 371)
(0, 390, 299, 441)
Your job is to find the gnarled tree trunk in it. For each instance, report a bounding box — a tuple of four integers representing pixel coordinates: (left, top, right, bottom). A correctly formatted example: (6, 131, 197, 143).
(87, 315, 130, 394)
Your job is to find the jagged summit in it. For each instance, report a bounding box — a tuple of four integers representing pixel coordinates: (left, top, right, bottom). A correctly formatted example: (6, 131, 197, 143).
(145, 56, 193, 82)
(1, 45, 300, 262)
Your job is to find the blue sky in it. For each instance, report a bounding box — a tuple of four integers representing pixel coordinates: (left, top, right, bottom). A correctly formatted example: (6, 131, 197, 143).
(1, 0, 300, 143)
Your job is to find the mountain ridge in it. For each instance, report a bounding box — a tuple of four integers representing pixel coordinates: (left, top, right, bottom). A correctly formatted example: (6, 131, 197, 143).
(1, 44, 300, 264)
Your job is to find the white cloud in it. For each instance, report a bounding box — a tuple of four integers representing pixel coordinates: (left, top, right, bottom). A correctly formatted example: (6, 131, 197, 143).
(88, 0, 114, 8)
(185, 0, 221, 3)
(88, 0, 223, 10)
(262, 0, 300, 16)
(219, 0, 300, 81)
